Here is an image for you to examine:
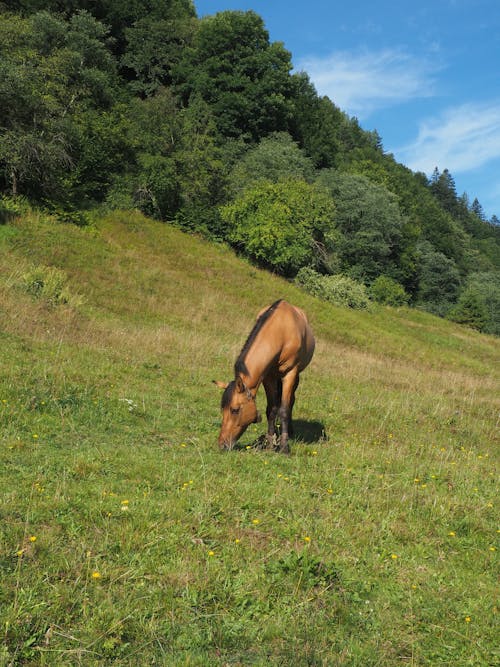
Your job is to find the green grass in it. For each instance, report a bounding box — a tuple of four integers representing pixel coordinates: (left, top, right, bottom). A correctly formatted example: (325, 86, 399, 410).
(0, 211, 498, 666)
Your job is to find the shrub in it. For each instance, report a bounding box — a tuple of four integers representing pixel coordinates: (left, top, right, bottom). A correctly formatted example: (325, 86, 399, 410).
(296, 267, 371, 310)
(20, 265, 82, 307)
(0, 195, 31, 223)
(369, 275, 409, 306)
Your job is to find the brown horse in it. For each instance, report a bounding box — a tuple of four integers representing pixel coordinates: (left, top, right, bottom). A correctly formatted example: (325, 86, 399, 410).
(214, 299, 315, 453)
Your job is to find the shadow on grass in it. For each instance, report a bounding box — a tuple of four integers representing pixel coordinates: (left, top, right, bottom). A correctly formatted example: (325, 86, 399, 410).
(292, 419, 327, 445)
(232, 419, 327, 451)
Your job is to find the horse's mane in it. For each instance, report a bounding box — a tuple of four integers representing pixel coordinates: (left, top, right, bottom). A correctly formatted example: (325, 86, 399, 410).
(234, 299, 283, 377)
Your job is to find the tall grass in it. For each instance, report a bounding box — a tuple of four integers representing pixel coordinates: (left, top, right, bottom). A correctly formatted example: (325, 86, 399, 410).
(0, 211, 498, 665)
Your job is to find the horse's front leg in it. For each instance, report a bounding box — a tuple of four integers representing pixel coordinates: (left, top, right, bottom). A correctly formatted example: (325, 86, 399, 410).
(278, 370, 299, 454)
(263, 375, 281, 450)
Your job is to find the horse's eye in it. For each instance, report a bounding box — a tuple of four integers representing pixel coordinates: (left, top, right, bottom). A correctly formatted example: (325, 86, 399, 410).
(230, 406, 241, 415)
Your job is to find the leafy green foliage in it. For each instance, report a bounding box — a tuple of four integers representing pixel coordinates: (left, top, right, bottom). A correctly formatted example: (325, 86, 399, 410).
(177, 10, 293, 141)
(220, 179, 336, 276)
(448, 272, 500, 335)
(416, 241, 461, 315)
(317, 170, 406, 282)
(295, 267, 371, 309)
(369, 275, 409, 306)
(121, 4, 195, 96)
(0, 3, 499, 327)
(228, 132, 315, 197)
(0, 9, 119, 202)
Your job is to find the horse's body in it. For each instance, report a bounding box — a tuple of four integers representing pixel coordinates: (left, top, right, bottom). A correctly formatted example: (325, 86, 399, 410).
(215, 299, 315, 453)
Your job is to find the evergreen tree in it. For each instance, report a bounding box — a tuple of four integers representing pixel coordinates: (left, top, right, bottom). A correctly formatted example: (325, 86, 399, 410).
(471, 198, 486, 221)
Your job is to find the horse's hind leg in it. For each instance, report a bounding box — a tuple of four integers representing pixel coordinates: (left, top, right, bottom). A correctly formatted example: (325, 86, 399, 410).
(263, 374, 281, 449)
(288, 374, 299, 439)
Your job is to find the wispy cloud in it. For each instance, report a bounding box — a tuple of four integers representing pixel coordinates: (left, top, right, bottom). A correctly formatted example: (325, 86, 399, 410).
(395, 102, 500, 175)
(296, 49, 437, 118)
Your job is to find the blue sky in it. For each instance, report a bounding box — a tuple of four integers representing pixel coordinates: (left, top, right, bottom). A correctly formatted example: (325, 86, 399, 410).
(195, 0, 500, 219)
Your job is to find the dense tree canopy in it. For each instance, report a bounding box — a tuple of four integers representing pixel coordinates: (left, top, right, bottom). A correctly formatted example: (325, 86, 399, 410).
(0, 2, 499, 332)
(176, 10, 293, 141)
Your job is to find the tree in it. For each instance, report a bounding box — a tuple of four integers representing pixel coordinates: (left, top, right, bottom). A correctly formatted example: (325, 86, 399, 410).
(415, 241, 461, 314)
(316, 170, 405, 281)
(177, 10, 293, 141)
(121, 6, 195, 96)
(0, 9, 120, 202)
(288, 73, 346, 168)
(471, 198, 486, 221)
(429, 168, 461, 217)
(228, 132, 314, 197)
(448, 272, 500, 335)
(447, 287, 488, 331)
(220, 179, 336, 276)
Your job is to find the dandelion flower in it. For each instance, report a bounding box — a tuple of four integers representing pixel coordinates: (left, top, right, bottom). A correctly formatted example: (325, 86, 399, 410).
(207, 550, 215, 557)
(91, 571, 101, 579)
(489, 546, 496, 552)
(465, 616, 471, 623)
(234, 538, 241, 544)
(252, 519, 260, 525)
(29, 536, 37, 543)
(391, 554, 398, 560)
(448, 531, 456, 537)
(303, 536, 311, 543)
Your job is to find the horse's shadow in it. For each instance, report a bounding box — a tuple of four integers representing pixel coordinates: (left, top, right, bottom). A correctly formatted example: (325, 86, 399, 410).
(291, 419, 327, 445)
(236, 419, 327, 450)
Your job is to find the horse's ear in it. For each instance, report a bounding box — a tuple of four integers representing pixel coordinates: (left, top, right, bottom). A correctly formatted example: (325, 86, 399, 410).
(213, 380, 228, 390)
(235, 376, 246, 393)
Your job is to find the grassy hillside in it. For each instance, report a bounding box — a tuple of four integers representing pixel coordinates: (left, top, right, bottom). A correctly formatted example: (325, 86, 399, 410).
(1, 211, 498, 666)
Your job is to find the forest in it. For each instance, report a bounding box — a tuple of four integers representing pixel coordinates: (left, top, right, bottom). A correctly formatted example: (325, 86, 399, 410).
(1, 0, 499, 334)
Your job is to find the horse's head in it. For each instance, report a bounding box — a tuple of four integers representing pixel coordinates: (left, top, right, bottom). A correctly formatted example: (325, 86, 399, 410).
(214, 377, 261, 450)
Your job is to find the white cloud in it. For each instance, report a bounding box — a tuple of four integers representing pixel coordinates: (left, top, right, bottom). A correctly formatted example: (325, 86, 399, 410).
(296, 49, 437, 117)
(395, 102, 500, 175)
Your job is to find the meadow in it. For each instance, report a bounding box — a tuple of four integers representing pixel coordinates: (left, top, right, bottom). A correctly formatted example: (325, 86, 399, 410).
(0, 210, 498, 666)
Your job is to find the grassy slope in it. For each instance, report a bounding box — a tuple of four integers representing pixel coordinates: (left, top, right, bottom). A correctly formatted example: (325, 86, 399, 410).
(0, 211, 498, 666)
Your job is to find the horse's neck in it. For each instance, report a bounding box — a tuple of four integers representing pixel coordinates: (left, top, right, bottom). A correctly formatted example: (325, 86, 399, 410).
(239, 346, 270, 395)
